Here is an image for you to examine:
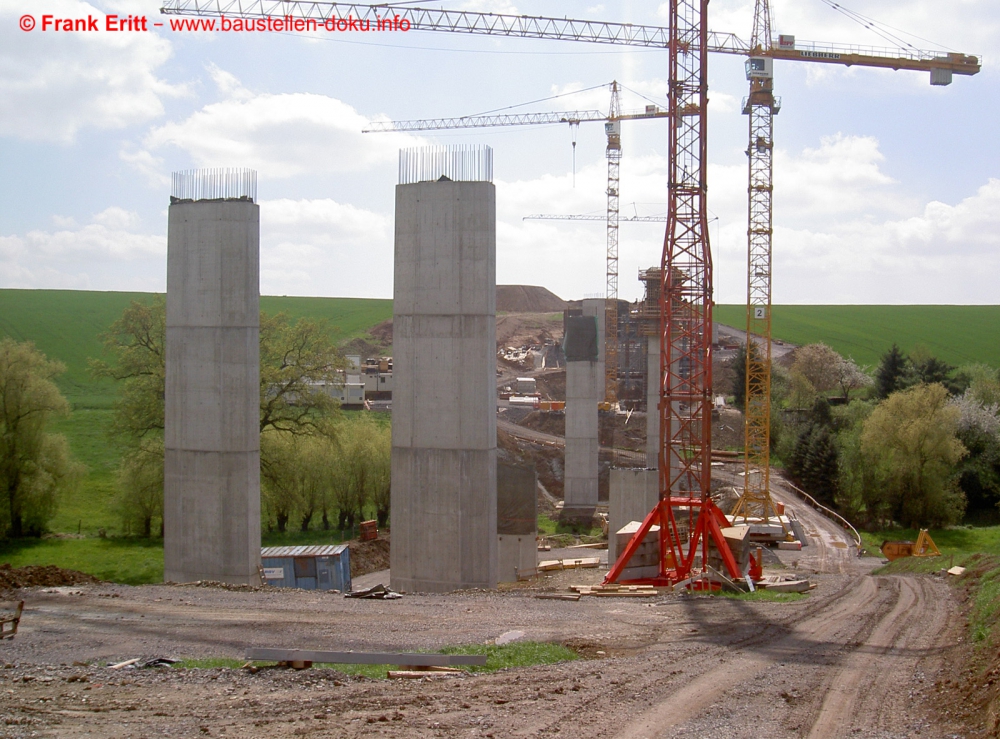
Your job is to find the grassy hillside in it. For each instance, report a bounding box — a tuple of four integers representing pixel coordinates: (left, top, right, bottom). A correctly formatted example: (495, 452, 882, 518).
(715, 305, 1000, 369)
(0, 289, 393, 408)
(0, 290, 151, 406)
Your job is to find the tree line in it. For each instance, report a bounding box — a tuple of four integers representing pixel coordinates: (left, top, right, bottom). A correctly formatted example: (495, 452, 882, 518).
(729, 341, 1000, 528)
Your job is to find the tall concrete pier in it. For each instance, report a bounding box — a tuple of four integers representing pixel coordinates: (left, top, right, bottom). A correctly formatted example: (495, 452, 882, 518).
(563, 298, 604, 512)
(164, 169, 261, 585)
(390, 146, 498, 593)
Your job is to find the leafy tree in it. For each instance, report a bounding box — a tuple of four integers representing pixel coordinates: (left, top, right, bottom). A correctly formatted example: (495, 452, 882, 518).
(949, 390, 1000, 517)
(115, 438, 164, 537)
(371, 425, 391, 527)
(909, 345, 958, 392)
(93, 300, 344, 440)
(786, 398, 838, 505)
(260, 429, 338, 534)
(89, 298, 166, 440)
(861, 383, 967, 527)
(259, 312, 344, 435)
(730, 343, 748, 411)
(788, 369, 817, 410)
(260, 431, 300, 533)
(833, 400, 883, 524)
(791, 343, 841, 395)
(93, 299, 345, 536)
(833, 356, 873, 401)
(956, 363, 1000, 407)
(801, 426, 839, 506)
(0, 338, 82, 537)
(730, 341, 766, 412)
(874, 343, 912, 400)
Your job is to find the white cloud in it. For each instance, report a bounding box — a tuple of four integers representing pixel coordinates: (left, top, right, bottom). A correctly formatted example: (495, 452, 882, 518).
(0, 0, 185, 142)
(770, 180, 1000, 303)
(136, 68, 424, 178)
(259, 198, 391, 298)
(707, 135, 999, 304)
(495, 157, 669, 301)
(0, 197, 392, 297)
(492, 130, 997, 305)
(0, 208, 165, 290)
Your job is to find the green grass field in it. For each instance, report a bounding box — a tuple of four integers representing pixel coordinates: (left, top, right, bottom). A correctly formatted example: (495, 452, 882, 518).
(0, 536, 164, 584)
(0, 289, 393, 409)
(714, 304, 1000, 369)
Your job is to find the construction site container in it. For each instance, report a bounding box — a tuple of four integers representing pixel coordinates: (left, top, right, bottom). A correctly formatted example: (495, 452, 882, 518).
(261, 545, 351, 591)
(516, 377, 537, 394)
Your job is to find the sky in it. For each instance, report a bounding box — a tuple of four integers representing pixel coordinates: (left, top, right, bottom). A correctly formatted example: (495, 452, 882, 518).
(0, 0, 997, 304)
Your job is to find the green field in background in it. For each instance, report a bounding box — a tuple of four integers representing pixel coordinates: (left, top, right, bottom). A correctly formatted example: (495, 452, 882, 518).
(714, 304, 1000, 368)
(0, 289, 393, 408)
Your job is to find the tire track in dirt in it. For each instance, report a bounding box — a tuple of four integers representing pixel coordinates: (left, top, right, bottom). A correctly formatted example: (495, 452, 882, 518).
(608, 577, 884, 738)
(499, 574, 876, 738)
(807, 575, 957, 738)
(804, 576, 919, 738)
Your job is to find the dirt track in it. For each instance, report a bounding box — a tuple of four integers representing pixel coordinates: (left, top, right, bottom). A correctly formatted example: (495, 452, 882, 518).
(0, 481, 979, 737)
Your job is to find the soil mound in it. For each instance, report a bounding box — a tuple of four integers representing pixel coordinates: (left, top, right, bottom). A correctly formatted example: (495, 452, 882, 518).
(349, 536, 390, 577)
(0, 563, 102, 590)
(497, 285, 567, 313)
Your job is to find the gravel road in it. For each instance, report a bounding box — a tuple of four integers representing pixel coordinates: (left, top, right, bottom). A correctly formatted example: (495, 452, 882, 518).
(0, 472, 979, 737)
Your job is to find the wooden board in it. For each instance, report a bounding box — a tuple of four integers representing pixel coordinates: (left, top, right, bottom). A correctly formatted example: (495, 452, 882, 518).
(538, 557, 601, 571)
(570, 584, 666, 597)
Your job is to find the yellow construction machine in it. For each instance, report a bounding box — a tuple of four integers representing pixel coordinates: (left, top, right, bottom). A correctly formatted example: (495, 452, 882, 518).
(880, 529, 941, 561)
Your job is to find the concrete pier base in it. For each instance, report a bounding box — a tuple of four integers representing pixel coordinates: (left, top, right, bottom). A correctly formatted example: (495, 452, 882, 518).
(497, 462, 538, 583)
(390, 167, 497, 593)
(164, 188, 261, 586)
(608, 468, 659, 563)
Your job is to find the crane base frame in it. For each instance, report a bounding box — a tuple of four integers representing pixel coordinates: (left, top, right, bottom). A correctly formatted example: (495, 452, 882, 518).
(603, 497, 742, 586)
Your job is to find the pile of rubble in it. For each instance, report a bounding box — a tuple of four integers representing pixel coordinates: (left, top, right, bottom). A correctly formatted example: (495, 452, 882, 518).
(0, 563, 102, 591)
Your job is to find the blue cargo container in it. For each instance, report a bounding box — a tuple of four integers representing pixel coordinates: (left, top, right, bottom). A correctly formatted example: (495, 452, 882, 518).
(261, 544, 351, 591)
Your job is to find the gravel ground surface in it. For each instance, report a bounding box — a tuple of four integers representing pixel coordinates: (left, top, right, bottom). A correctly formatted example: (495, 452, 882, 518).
(0, 470, 982, 737)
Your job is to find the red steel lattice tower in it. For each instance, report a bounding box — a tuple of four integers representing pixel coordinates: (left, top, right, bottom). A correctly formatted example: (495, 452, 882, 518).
(604, 0, 740, 586)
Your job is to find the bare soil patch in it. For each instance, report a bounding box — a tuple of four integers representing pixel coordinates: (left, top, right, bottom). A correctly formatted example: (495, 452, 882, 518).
(0, 563, 102, 591)
(497, 285, 566, 313)
(348, 537, 391, 578)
